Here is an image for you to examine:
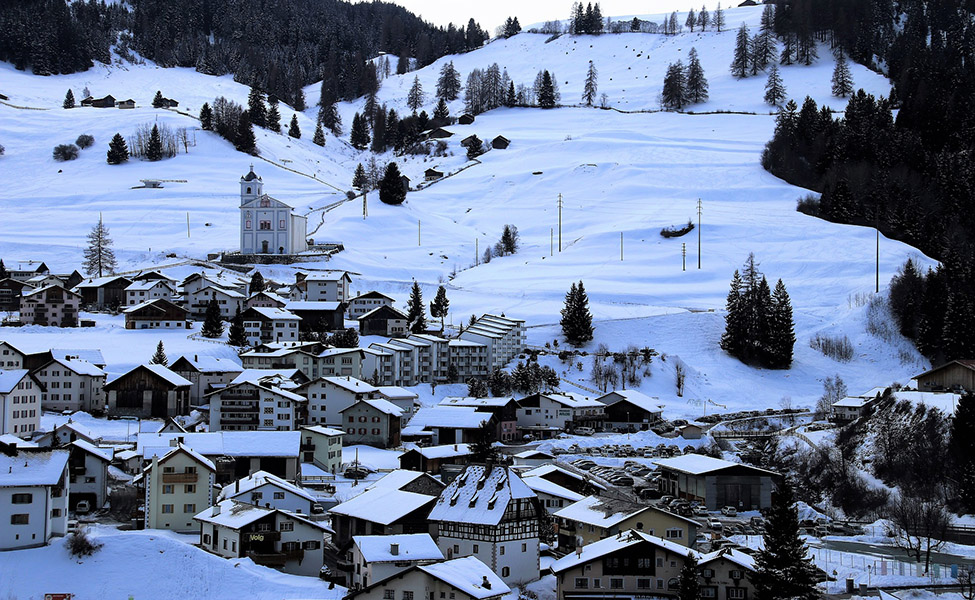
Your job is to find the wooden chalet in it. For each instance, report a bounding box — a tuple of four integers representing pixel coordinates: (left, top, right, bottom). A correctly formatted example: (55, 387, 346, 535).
(358, 305, 409, 336)
(0, 278, 30, 311)
(491, 135, 510, 149)
(915, 360, 975, 392)
(123, 298, 191, 329)
(90, 95, 116, 108)
(105, 364, 192, 418)
(460, 134, 479, 148)
(458, 114, 475, 125)
(424, 168, 444, 181)
(74, 275, 133, 310)
(117, 99, 136, 109)
(425, 127, 453, 139)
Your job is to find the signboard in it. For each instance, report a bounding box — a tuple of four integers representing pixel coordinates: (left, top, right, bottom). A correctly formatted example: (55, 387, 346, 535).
(247, 533, 267, 542)
(45, 595, 73, 600)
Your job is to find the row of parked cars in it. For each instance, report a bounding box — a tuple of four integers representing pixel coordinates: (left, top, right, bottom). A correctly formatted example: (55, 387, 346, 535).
(556, 442, 691, 459)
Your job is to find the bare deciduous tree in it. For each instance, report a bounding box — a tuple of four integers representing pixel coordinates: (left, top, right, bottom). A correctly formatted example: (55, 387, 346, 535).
(886, 494, 950, 573)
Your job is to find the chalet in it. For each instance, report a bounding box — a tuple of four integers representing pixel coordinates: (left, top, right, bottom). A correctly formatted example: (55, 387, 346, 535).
(555, 495, 700, 550)
(290, 271, 352, 303)
(0, 341, 26, 369)
(206, 373, 304, 431)
(245, 290, 288, 310)
(0, 448, 70, 550)
(130, 270, 176, 282)
(655, 454, 779, 511)
(357, 306, 407, 336)
(158, 97, 179, 108)
(439, 397, 519, 443)
(74, 275, 132, 310)
(914, 359, 975, 392)
(329, 470, 444, 549)
(90, 95, 117, 108)
(428, 464, 540, 584)
(511, 449, 555, 468)
(459, 314, 526, 372)
(284, 301, 344, 333)
(597, 390, 663, 432)
(516, 392, 604, 437)
(831, 394, 881, 423)
(425, 168, 444, 181)
(376, 386, 419, 418)
(348, 291, 396, 319)
(217, 470, 323, 516)
(117, 99, 136, 109)
(459, 114, 475, 125)
(169, 354, 243, 406)
(195, 499, 329, 576)
(181, 271, 249, 297)
(295, 376, 379, 427)
(350, 533, 444, 588)
(0, 369, 40, 438)
(345, 556, 509, 600)
(405, 406, 495, 445)
(491, 136, 510, 150)
(50, 348, 106, 370)
(0, 278, 30, 311)
(67, 439, 113, 512)
(427, 127, 454, 139)
(105, 364, 192, 419)
(31, 355, 106, 413)
(186, 286, 245, 319)
(125, 279, 177, 306)
(240, 307, 301, 346)
(299, 425, 345, 474)
(6, 261, 50, 282)
(143, 443, 216, 532)
(340, 397, 404, 448)
(521, 473, 583, 514)
(123, 298, 190, 329)
(447, 339, 489, 382)
(399, 443, 472, 475)
(20, 285, 81, 327)
(25, 273, 68, 288)
(461, 134, 480, 148)
(33, 421, 99, 448)
(114, 449, 143, 474)
(520, 464, 607, 497)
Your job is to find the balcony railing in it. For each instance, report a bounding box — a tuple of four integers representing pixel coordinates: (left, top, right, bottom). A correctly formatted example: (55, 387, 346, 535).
(162, 472, 198, 483)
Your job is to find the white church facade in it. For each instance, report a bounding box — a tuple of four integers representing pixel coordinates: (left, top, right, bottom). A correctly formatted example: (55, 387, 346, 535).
(239, 167, 309, 255)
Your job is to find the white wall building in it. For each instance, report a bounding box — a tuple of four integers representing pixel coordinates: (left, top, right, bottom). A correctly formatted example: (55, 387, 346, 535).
(459, 315, 526, 373)
(143, 444, 216, 532)
(239, 167, 308, 255)
(0, 449, 70, 550)
(32, 356, 106, 414)
(350, 533, 444, 588)
(124, 279, 177, 306)
(218, 470, 323, 516)
(295, 376, 379, 427)
(0, 370, 40, 439)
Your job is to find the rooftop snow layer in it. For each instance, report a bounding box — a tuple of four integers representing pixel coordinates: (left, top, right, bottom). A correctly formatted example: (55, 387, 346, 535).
(354, 533, 443, 563)
(0, 449, 69, 487)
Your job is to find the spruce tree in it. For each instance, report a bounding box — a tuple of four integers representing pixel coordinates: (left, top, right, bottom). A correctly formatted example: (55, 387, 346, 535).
(228, 307, 247, 347)
(235, 112, 257, 155)
(433, 97, 450, 124)
(371, 108, 387, 153)
(149, 341, 168, 366)
(751, 480, 819, 600)
(561, 281, 594, 345)
(350, 112, 370, 150)
(698, 5, 709, 31)
(406, 281, 427, 333)
(313, 121, 326, 146)
(769, 279, 795, 368)
(831, 52, 854, 98)
(468, 377, 488, 398)
(199, 102, 213, 130)
(685, 8, 696, 32)
(407, 75, 425, 113)
(106, 133, 129, 165)
(753, 3, 778, 71)
(288, 114, 301, 138)
(267, 96, 282, 132)
(0, 260, 6, 279)
(201, 298, 224, 338)
(352, 163, 368, 190)
(249, 271, 265, 294)
(583, 61, 598, 106)
(430, 285, 449, 332)
(711, 2, 725, 32)
(764, 64, 787, 106)
(247, 87, 267, 128)
(152, 90, 165, 108)
(83, 218, 117, 277)
(146, 124, 163, 161)
(731, 23, 751, 78)
(63, 89, 75, 109)
(677, 553, 700, 600)
(950, 392, 975, 512)
(379, 162, 406, 205)
(662, 61, 689, 110)
(720, 270, 744, 357)
(436, 62, 461, 101)
(538, 71, 556, 108)
(686, 48, 709, 104)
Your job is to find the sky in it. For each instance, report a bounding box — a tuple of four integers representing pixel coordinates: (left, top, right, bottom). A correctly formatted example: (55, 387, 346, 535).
(354, 0, 695, 32)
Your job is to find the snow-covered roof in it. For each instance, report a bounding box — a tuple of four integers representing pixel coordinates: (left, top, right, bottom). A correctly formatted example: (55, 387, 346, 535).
(194, 285, 245, 299)
(521, 463, 592, 484)
(249, 307, 301, 320)
(284, 301, 342, 312)
(351, 291, 395, 302)
(115, 449, 140, 461)
(138, 431, 300, 459)
(0, 370, 29, 394)
(699, 547, 756, 571)
(301, 425, 345, 437)
(551, 530, 693, 573)
(410, 334, 447, 343)
(48, 356, 106, 377)
(156, 443, 216, 471)
(522, 476, 583, 502)
(321, 377, 377, 394)
(428, 464, 536, 526)
(554, 495, 649, 528)
(194, 499, 273, 529)
(74, 275, 130, 289)
(376, 386, 418, 401)
(172, 355, 243, 374)
(248, 291, 288, 304)
(447, 339, 486, 348)
(418, 556, 510, 599)
(0, 449, 69, 487)
(218, 470, 317, 503)
(543, 392, 602, 409)
(140, 364, 193, 387)
(299, 271, 351, 281)
(409, 406, 492, 429)
(231, 369, 303, 386)
(833, 396, 870, 408)
(329, 486, 436, 525)
(125, 280, 175, 292)
(598, 389, 662, 413)
(514, 450, 554, 459)
(52, 349, 105, 365)
(439, 396, 516, 408)
(354, 533, 444, 563)
(358, 305, 408, 321)
(0, 433, 38, 448)
(365, 469, 427, 491)
(342, 398, 403, 416)
(405, 443, 472, 459)
(654, 454, 777, 476)
(71, 439, 114, 462)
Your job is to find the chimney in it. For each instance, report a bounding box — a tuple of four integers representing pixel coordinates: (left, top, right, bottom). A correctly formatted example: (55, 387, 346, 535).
(211, 504, 221, 517)
(575, 546, 583, 557)
(235, 478, 239, 494)
(390, 543, 399, 556)
(482, 576, 491, 590)
(195, 355, 198, 362)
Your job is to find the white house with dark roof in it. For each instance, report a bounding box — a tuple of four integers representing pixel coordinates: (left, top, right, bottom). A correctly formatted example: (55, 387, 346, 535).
(296, 376, 380, 427)
(169, 354, 243, 406)
(32, 355, 106, 413)
(555, 495, 700, 549)
(186, 285, 245, 319)
(596, 389, 663, 431)
(351, 533, 445, 588)
(654, 454, 779, 511)
(0, 448, 70, 550)
(68, 439, 113, 511)
(516, 392, 604, 435)
(217, 470, 323, 516)
(290, 271, 351, 302)
(143, 443, 216, 532)
(340, 397, 404, 448)
(239, 167, 309, 256)
(346, 555, 510, 600)
(428, 464, 540, 585)
(124, 279, 177, 306)
(241, 306, 301, 346)
(137, 430, 301, 483)
(348, 291, 396, 319)
(0, 369, 40, 438)
(0, 341, 27, 369)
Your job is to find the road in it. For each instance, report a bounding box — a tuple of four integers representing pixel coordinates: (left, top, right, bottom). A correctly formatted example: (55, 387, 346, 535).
(808, 537, 975, 567)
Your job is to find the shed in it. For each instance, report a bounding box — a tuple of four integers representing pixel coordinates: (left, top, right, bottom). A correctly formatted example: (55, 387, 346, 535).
(424, 168, 444, 181)
(400, 175, 411, 192)
(460, 134, 479, 148)
(491, 135, 510, 149)
(91, 95, 116, 108)
(118, 99, 136, 109)
(426, 128, 453, 139)
(458, 114, 475, 125)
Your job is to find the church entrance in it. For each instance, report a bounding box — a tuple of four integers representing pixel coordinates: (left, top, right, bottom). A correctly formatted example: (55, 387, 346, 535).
(261, 240, 269, 253)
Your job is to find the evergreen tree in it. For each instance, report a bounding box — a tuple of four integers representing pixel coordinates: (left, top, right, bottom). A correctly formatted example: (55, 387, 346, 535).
(950, 392, 975, 512)
(687, 48, 710, 104)
(753, 3, 777, 71)
(677, 553, 700, 600)
(470, 420, 498, 462)
(249, 271, 265, 294)
(149, 341, 168, 366)
(583, 61, 598, 106)
(228, 307, 247, 347)
(152, 90, 165, 108)
(685, 8, 697, 32)
(538, 70, 556, 109)
(379, 162, 406, 205)
(698, 5, 709, 31)
(720, 270, 744, 357)
(505, 81, 517, 107)
(433, 97, 450, 124)
(731, 23, 751, 78)
(313, 121, 326, 146)
(0, 260, 6, 279)
(662, 61, 689, 110)
(234, 112, 257, 155)
(430, 285, 449, 332)
(288, 114, 301, 138)
(247, 87, 267, 128)
(352, 163, 368, 190)
(436, 62, 461, 101)
(63, 89, 75, 109)
(500, 224, 519, 255)
(561, 281, 594, 345)
(467, 377, 488, 397)
(768, 279, 796, 368)
(371, 107, 387, 152)
(406, 281, 427, 333)
(350, 112, 370, 150)
(266, 96, 281, 132)
(106, 133, 129, 165)
(201, 298, 224, 338)
(831, 51, 854, 98)
(711, 3, 725, 32)
(764, 63, 787, 105)
(751, 480, 819, 600)
(668, 12, 680, 35)
(199, 102, 213, 130)
(466, 135, 485, 160)
(83, 218, 117, 277)
(146, 124, 163, 161)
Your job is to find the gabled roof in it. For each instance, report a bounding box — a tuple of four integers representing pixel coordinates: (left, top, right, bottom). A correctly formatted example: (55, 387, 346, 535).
(192, 285, 245, 299)
(439, 396, 517, 409)
(137, 431, 300, 459)
(231, 369, 304, 386)
(428, 464, 536, 526)
(246, 307, 301, 321)
(170, 355, 243, 374)
(74, 275, 131, 289)
(376, 386, 418, 401)
(597, 389, 663, 414)
(70, 439, 114, 462)
(351, 291, 395, 302)
(125, 280, 176, 292)
(194, 498, 332, 533)
(329, 486, 436, 525)
(0, 369, 29, 394)
(0, 449, 69, 487)
(403, 443, 472, 460)
(354, 533, 444, 563)
(320, 376, 378, 394)
(106, 364, 191, 389)
(699, 547, 756, 571)
(298, 271, 352, 282)
(52, 349, 105, 366)
(301, 425, 345, 437)
(123, 298, 188, 315)
(284, 301, 341, 312)
(409, 406, 492, 429)
(154, 443, 216, 472)
(40, 356, 105, 377)
(358, 305, 408, 321)
(914, 359, 975, 379)
(555, 495, 651, 528)
(418, 557, 509, 599)
(522, 476, 583, 502)
(551, 530, 694, 573)
(654, 454, 778, 477)
(23, 284, 81, 299)
(218, 470, 317, 503)
(340, 397, 403, 416)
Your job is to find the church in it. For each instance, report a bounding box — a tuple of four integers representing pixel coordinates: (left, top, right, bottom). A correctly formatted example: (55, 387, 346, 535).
(239, 166, 309, 255)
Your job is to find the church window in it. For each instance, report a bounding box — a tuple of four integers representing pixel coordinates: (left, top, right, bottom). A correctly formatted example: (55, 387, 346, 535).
(279, 220, 286, 228)
(260, 198, 270, 207)
(259, 221, 271, 230)
(245, 220, 252, 230)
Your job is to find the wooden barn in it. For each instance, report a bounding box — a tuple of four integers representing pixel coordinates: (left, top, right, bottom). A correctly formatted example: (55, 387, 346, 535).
(492, 135, 510, 149)
(105, 364, 192, 418)
(123, 298, 191, 329)
(424, 168, 443, 181)
(458, 114, 475, 125)
(915, 360, 975, 392)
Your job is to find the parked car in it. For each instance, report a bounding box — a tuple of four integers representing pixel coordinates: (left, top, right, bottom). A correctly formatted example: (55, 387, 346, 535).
(75, 500, 91, 514)
(659, 495, 675, 506)
(693, 505, 709, 517)
(749, 516, 765, 528)
(609, 475, 634, 486)
(575, 427, 595, 436)
(707, 518, 723, 531)
(721, 506, 738, 517)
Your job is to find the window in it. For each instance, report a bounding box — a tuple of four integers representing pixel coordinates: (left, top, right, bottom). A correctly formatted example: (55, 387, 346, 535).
(264, 407, 273, 414)
(279, 220, 286, 229)
(574, 578, 589, 589)
(183, 504, 196, 513)
(702, 568, 715, 578)
(403, 592, 414, 600)
(304, 540, 321, 550)
(162, 485, 174, 494)
(453, 545, 459, 554)
(184, 466, 197, 474)
(203, 534, 212, 544)
(185, 485, 196, 493)
(592, 579, 601, 589)
(666, 528, 683, 539)
(161, 505, 174, 514)
(163, 466, 175, 474)
(610, 579, 623, 590)
(11, 493, 32, 504)
(273, 492, 285, 500)
(729, 570, 744, 580)
(260, 220, 272, 230)
(701, 587, 717, 599)
(384, 592, 395, 600)
(637, 579, 651, 590)
(502, 567, 510, 578)
(52, 508, 61, 518)
(472, 544, 479, 553)
(499, 545, 505, 555)
(264, 419, 274, 426)
(727, 588, 747, 599)
(656, 558, 664, 568)
(280, 521, 294, 532)
(10, 514, 29, 525)
(637, 558, 651, 569)
(521, 543, 527, 552)
(252, 492, 263, 500)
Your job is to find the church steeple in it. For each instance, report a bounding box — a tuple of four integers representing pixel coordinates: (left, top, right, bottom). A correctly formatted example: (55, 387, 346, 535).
(240, 164, 263, 206)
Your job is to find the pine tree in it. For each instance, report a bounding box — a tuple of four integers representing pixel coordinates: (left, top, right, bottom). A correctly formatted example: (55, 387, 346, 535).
(352, 163, 368, 190)
(371, 108, 387, 152)
(436, 62, 461, 101)
(686, 48, 709, 104)
(249, 271, 265, 294)
(731, 23, 751, 78)
(247, 87, 267, 128)
(407, 75, 425, 113)
(234, 112, 257, 155)
(470, 420, 498, 462)
(350, 112, 370, 150)
(149, 341, 168, 366)
(950, 392, 975, 512)
(433, 97, 450, 124)
(583, 61, 598, 106)
(106, 133, 129, 165)
(379, 162, 406, 205)
(288, 114, 301, 138)
(662, 61, 689, 110)
(465, 136, 484, 160)
(199, 102, 213, 130)
(468, 377, 488, 397)
(83, 218, 117, 277)
(0, 260, 6, 279)
(753, 3, 777, 71)
(677, 553, 700, 600)
(313, 121, 326, 146)
(685, 8, 696, 32)
(712, 2, 725, 32)
(831, 51, 854, 98)
(228, 307, 247, 347)
(698, 5, 709, 31)
(152, 90, 165, 108)
(668, 12, 680, 35)
(751, 479, 819, 600)
(63, 89, 75, 109)
(500, 224, 519, 255)
(538, 70, 556, 109)
(764, 63, 787, 105)
(266, 96, 281, 132)
(561, 281, 594, 345)
(201, 298, 224, 338)
(146, 124, 163, 161)
(720, 270, 744, 357)
(768, 279, 795, 368)
(406, 281, 427, 333)
(430, 285, 449, 332)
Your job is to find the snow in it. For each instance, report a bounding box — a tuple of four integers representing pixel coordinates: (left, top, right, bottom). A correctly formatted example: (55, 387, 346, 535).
(342, 445, 403, 471)
(0, 449, 68, 486)
(329, 487, 436, 525)
(196, 499, 277, 529)
(250, 307, 301, 320)
(357, 398, 405, 416)
(554, 495, 645, 528)
(70, 439, 114, 462)
(354, 533, 444, 562)
(0, 369, 29, 393)
(138, 431, 300, 458)
(218, 470, 318, 503)
(428, 465, 535, 525)
(405, 443, 472, 459)
(419, 556, 511, 599)
(551, 530, 693, 573)
(50, 355, 107, 376)
(409, 406, 492, 429)
(110, 363, 191, 387)
(522, 476, 584, 502)
(653, 453, 774, 475)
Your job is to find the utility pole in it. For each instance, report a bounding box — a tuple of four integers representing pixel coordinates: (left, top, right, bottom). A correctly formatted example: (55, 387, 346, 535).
(697, 199, 703, 269)
(558, 194, 563, 252)
(620, 232, 623, 261)
(186, 212, 190, 238)
(476, 238, 479, 265)
(418, 220, 421, 246)
(363, 192, 367, 219)
(876, 226, 880, 294)
(682, 243, 686, 271)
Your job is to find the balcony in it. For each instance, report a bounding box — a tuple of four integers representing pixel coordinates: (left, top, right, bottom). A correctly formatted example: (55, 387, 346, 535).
(70, 465, 86, 476)
(246, 549, 300, 567)
(300, 443, 315, 451)
(162, 472, 198, 483)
